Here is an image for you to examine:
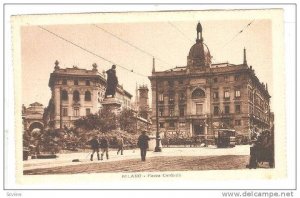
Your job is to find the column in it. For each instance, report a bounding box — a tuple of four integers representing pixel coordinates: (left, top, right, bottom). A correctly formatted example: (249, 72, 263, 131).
(54, 87, 61, 128)
(80, 94, 85, 116)
(189, 122, 193, 137)
(204, 120, 208, 139)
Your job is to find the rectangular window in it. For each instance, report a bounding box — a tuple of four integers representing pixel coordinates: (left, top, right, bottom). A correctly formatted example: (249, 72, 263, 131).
(74, 108, 80, 116)
(224, 91, 230, 99)
(62, 79, 67, 85)
(235, 90, 241, 98)
(196, 103, 203, 115)
(179, 92, 185, 101)
(169, 107, 175, 116)
(159, 108, 164, 117)
(224, 105, 230, 114)
(235, 105, 241, 113)
(235, 75, 240, 81)
(250, 92, 253, 100)
(169, 93, 175, 103)
(74, 80, 79, 85)
(86, 108, 91, 116)
(213, 77, 218, 83)
(158, 93, 164, 102)
(213, 106, 219, 115)
(179, 107, 185, 117)
(62, 108, 68, 116)
(235, 120, 241, 126)
(169, 122, 175, 128)
(224, 76, 229, 82)
(86, 80, 90, 86)
(159, 122, 164, 128)
(213, 92, 219, 99)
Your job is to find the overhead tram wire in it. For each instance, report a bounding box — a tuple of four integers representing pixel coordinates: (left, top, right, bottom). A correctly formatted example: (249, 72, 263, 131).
(92, 24, 172, 70)
(37, 25, 147, 78)
(168, 21, 194, 44)
(221, 19, 255, 48)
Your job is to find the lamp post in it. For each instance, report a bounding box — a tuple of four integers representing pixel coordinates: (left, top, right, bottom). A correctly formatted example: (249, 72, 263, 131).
(154, 77, 162, 152)
(60, 87, 63, 129)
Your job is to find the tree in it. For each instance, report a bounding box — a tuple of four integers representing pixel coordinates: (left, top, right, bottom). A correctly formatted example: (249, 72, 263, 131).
(119, 108, 136, 133)
(98, 107, 118, 132)
(74, 114, 100, 130)
(74, 107, 118, 132)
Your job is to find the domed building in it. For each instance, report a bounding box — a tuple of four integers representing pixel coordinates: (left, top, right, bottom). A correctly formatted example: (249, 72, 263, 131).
(149, 22, 272, 142)
(187, 22, 212, 67)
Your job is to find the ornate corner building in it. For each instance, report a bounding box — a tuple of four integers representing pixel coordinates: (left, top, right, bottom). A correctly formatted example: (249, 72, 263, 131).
(149, 22, 272, 139)
(47, 61, 132, 129)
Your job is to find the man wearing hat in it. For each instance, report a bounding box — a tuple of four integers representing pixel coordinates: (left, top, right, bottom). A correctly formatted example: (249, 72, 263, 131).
(100, 134, 110, 160)
(137, 130, 150, 161)
(90, 135, 100, 161)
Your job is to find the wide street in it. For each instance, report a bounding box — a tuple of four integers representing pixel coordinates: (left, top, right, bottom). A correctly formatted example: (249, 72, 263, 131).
(23, 145, 254, 174)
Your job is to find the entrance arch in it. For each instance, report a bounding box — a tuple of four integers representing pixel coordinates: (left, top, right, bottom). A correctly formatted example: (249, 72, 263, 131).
(28, 121, 44, 133)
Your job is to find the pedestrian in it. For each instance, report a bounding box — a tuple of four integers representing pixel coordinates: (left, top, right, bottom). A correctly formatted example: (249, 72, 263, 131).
(137, 130, 150, 161)
(89, 135, 100, 161)
(117, 136, 124, 155)
(100, 134, 109, 160)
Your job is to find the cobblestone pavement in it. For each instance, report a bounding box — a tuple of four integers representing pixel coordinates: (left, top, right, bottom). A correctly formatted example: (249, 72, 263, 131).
(23, 145, 251, 171)
(24, 155, 250, 175)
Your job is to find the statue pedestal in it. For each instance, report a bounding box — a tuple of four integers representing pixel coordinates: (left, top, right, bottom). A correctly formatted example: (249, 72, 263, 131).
(102, 97, 121, 114)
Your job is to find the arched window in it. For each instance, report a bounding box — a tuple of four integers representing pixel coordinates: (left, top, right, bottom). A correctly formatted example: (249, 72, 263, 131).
(192, 88, 205, 99)
(85, 91, 91, 101)
(73, 90, 80, 102)
(61, 90, 68, 101)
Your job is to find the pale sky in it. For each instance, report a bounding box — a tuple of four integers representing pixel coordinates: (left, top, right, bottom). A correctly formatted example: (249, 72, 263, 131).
(21, 19, 273, 108)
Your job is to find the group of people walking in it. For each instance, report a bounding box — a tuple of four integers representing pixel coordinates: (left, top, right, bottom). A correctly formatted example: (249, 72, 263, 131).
(89, 131, 150, 162)
(89, 135, 111, 161)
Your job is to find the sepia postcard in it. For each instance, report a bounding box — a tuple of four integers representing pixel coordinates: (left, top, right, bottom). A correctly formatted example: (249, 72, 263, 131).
(9, 8, 288, 189)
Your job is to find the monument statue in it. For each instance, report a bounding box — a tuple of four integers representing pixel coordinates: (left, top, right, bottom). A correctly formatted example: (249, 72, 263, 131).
(105, 65, 118, 98)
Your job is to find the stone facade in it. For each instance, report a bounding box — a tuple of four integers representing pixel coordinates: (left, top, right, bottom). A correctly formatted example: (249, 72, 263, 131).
(138, 85, 150, 120)
(22, 102, 45, 132)
(149, 22, 272, 139)
(47, 61, 132, 129)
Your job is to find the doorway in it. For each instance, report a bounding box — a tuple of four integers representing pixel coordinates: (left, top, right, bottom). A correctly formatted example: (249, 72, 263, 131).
(194, 124, 204, 135)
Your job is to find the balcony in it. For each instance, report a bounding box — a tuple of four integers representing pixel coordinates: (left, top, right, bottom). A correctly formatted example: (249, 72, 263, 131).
(186, 114, 207, 120)
(158, 100, 164, 105)
(169, 99, 175, 104)
(223, 97, 230, 101)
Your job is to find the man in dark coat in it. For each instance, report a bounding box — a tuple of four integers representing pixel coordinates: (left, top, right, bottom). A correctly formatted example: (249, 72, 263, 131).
(137, 130, 150, 161)
(100, 135, 109, 160)
(117, 136, 124, 155)
(90, 136, 100, 161)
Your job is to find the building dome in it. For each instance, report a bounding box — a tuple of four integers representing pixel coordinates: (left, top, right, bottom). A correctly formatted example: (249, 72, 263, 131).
(187, 22, 212, 67)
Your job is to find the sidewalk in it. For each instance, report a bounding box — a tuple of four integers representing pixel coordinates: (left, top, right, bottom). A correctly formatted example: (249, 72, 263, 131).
(23, 145, 250, 171)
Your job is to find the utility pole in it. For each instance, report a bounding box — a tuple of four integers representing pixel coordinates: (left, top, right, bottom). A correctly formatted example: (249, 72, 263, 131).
(153, 57, 161, 152)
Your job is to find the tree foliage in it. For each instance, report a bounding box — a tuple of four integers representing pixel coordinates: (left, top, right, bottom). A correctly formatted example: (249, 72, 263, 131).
(119, 108, 136, 133)
(74, 107, 137, 133)
(74, 107, 118, 132)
